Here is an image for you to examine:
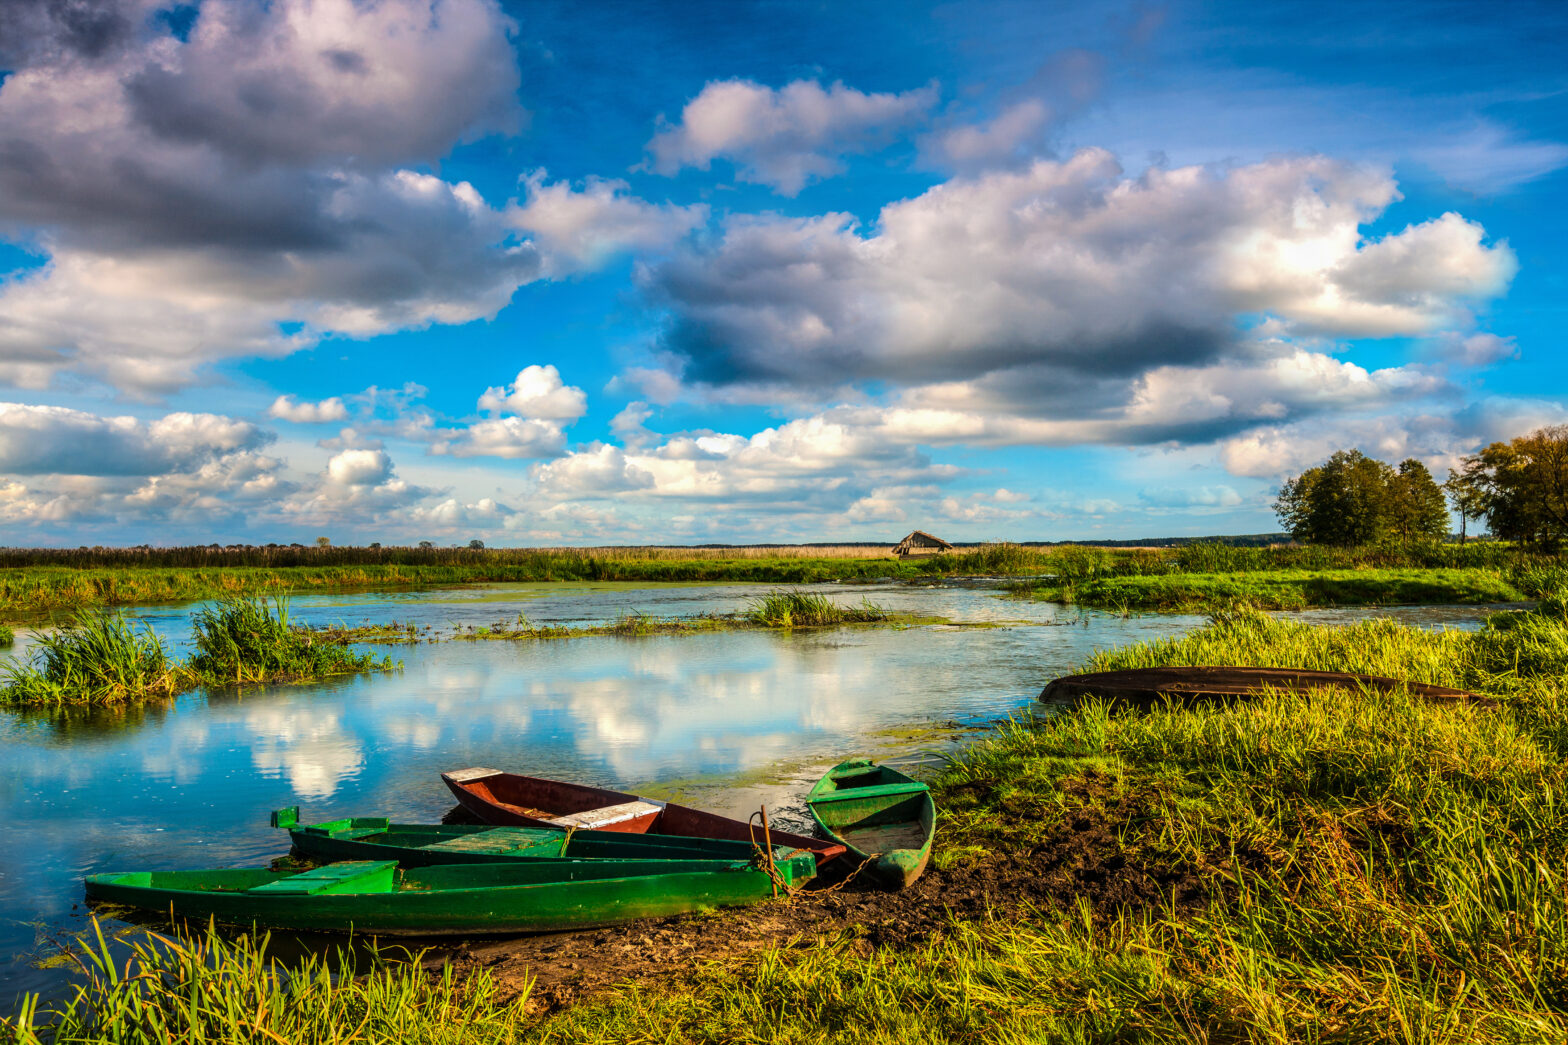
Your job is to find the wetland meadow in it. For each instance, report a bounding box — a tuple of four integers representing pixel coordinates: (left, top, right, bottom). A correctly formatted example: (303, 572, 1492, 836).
(1, 544, 1566, 1043)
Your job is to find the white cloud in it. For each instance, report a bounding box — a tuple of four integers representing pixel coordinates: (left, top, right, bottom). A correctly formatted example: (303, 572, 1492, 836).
(506, 172, 706, 275)
(1217, 396, 1568, 480)
(269, 395, 349, 423)
(0, 402, 269, 476)
(532, 444, 656, 496)
(325, 448, 393, 486)
(0, 0, 536, 393)
(645, 151, 1515, 398)
(477, 365, 587, 420)
(645, 78, 939, 195)
(432, 416, 569, 459)
(923, 99, 1052, 171)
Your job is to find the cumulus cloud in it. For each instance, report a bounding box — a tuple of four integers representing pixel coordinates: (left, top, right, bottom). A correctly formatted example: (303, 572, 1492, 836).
(431, 416, 570, 459)
(269, 395, 349, 423)
(0, 0, 536, 393)
(0, 402, 269, 475)
(325, 448, 393, 486)
(1218, 395, 1568, 479)
(477, 365, 587, 421)
(644, 151, 1514, 400)
(506, 172, 706, 275)
(645, 78, 939, 195)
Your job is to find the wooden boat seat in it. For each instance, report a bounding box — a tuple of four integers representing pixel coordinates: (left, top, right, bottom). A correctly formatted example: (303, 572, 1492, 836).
(809, 781, 929, 803)
(547, 800, 665, 830)
(248, 861, 397, 895)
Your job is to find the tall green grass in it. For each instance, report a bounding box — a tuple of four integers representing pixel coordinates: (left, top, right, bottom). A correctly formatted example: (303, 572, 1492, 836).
(0, 919, 531, 1044)
(0, 599, 390, 707)
(0, 610, 174, 705)
(745, 589, 889, 627)
(188, 598, 386, 684)
(0, 622, 13, 646)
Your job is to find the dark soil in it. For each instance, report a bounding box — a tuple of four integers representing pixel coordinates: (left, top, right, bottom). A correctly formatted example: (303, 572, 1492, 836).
(439, 794, 1214, 1014)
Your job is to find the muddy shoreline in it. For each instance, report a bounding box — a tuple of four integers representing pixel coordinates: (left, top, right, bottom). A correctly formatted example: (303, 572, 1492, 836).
(437, 795, 1211, 1014)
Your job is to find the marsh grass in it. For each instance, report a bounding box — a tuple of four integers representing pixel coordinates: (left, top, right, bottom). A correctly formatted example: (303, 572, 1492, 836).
(0, 599, 390, 708)
(745, 589, 889, 627)
(0, 610, 175, 705)
(0, 622, 12, 646)
(0, 918, 531, 1045)
(188, 598, 389, 685)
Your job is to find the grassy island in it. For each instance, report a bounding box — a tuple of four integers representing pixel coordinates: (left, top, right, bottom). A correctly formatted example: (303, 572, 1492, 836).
(10, 599, 1568, 1041)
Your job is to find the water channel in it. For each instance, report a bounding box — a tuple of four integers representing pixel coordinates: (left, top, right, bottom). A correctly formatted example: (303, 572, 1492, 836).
(0, 580, 1506, 1005)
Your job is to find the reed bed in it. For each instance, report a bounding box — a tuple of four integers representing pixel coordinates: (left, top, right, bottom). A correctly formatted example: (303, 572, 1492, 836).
(744, 589, 890, 627)
(0, 599, 390, 708)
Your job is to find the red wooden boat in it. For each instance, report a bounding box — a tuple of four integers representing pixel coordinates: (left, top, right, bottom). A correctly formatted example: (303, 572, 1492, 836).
(441, 767, 847, 867)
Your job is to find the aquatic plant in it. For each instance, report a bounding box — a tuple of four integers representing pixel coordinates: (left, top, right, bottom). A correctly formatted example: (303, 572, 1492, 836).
(0, 609, 174, 706)
(745, 589, 888, 627)
(0, 622, 12, 647)
(187, 597, 389, 684)
(0, 599, 392, 708)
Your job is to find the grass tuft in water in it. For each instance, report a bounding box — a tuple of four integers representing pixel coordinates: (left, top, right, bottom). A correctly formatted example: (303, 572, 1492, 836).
(188, 597, 389, 684)
(0, 598, 392, 708)
(745, 589, 889, 627)
(0, 609, 173, 706)
(0, 622, 13, 647)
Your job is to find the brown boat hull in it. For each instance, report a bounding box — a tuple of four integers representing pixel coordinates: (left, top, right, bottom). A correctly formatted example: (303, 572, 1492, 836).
(442, 768, 847, 865)
(1039, 666, 1489, 708)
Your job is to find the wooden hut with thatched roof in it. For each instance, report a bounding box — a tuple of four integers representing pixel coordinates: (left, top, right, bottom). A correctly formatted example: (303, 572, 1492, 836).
(891, 530, 953, 558)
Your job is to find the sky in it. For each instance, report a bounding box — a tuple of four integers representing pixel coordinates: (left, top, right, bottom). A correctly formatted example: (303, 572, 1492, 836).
(0, 0, 1564, 547)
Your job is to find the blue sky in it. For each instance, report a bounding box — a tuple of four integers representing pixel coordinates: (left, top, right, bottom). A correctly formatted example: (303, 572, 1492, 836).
(0, 0, 1563, 546)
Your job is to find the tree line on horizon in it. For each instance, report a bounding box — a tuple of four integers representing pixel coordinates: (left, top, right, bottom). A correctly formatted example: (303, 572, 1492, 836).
(1276, 424, 1568, 550)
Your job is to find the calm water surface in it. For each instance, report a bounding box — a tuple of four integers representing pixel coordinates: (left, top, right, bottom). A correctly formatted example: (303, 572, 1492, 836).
(0, 582, 1504, 1004)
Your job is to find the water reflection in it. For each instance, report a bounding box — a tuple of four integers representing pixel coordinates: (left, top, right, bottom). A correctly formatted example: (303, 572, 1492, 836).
(0, 582, 1510, 1005)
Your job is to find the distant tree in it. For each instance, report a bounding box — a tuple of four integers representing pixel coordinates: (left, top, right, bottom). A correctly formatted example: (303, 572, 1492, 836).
(418, 540, 434, 549)
(1276, 450, 1397, 545)
(369, 542, 381, 549)
(468, 539, 485, 550)
(1388, 459, 1450, 542)
(315, 536, 331, 548)
(1454, 425, 1568, 550)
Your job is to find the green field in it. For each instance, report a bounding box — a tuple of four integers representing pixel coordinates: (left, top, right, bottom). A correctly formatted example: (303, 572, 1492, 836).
(11, 601, 1568, 1042)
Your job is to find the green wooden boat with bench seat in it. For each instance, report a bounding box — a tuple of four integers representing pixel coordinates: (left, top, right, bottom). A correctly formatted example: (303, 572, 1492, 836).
(806, 759, 934, 890)
(271, 807, 802, 866)
(85, 853, 816, 936)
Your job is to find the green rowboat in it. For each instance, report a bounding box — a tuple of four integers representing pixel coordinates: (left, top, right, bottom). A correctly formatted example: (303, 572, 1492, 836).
(806, 759, 934, 889)
(85, 854, 816, 936)
(272, 807, 801, 866)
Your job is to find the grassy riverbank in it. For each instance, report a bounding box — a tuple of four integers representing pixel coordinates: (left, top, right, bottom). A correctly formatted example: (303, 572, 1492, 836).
(2, 541, 1551, 617)
(0, 599, 391, 708)
(10, 601, 1568, 1042)
(1024, 565, 1534, 611)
